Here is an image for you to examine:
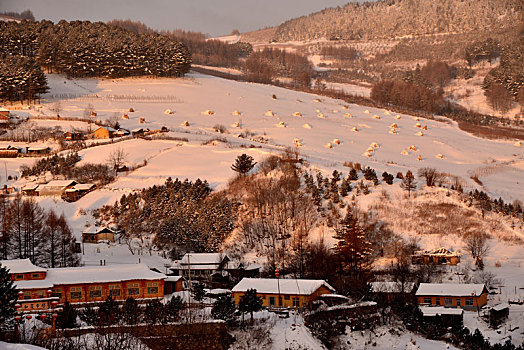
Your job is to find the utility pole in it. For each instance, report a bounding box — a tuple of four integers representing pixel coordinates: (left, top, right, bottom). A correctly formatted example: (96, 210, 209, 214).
(187, 254, 192, 322)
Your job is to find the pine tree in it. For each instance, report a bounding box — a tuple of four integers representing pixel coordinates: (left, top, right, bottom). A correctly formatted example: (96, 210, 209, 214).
(0, 264, 17, 330)
(349, 168, 358, 181)
(122, 297, 141, 325)
(333, 208, 373, 279)
(239, 288, 263, 325)
(165, 295, 184, 323)
(192, 282, 206, 302)
(211, 295, 236, 322)
(231, 154, 257, 176)
(400, 170, 417, 197)
(56, 302, 78, 329)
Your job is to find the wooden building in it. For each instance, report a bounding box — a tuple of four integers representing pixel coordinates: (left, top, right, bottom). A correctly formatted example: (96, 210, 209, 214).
(232, 278, 335, 309)
(171, 253, 230, 280)
(1, 259, 166, 312)
(416, 283, 487, 311)
(21, 183, 39, 196)
(64, 131, 84, 141)
(26, 147, 51, 156)
(370, 281, 417, 304)
(93, 126, 116, 139)
(0, 107, 9, 117)
(82, 225, 116, 243)
(419, 306, 464, 328)
(412, 248, 461, 265)
(164, 276, 184, 294)
(131, 128, 150, 137)
(490, 303, 510, 328)
(63, 183, 95, 201)
(36, 180, 77, 196)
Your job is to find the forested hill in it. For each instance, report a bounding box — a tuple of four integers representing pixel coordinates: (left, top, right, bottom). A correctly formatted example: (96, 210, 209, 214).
(273, 0, 522, 42)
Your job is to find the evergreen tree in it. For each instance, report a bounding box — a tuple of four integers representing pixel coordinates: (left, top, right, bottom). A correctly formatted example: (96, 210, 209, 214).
(333, 207, 373, 279)
(400, 170, 417, 197)
(239, 288, 263, 325)
(348, 168, 358, 181)
(0, 264, 17, 330)
(122, 297, 141, 325)
(211, 295, 236, 322)
(192, 282, 207, 302)
(231, 154, 257, 176)
(164, 295, 184, 323)
(56, 302, 78, 329)
(382, 171, 394, 185)
(98, 296, 120, 326)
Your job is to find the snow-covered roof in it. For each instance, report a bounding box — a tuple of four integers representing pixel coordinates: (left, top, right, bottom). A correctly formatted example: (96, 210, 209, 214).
(82, 225, 115, 235)
(419, 306, 464, 316)
(14, 279, 54, 290)
(492, 303, 510, 312)
(22, 183, 39, 191)
(0, 259, 47, 274)
(65, 183, 95, 192)
(416, 283, 486, 297)
(27, 146, 50, 151)
(416, 248, 460, 256)
(38, 180, 76, 188)
(39, 264, 164, 287)
(96, 126, 116, 132)
(232, 278, 335, 295)
(370, 281, 416, 293)
(0, 107, 9, 112)
(165, 276, 182, 282)
(175, 253, 229, 267)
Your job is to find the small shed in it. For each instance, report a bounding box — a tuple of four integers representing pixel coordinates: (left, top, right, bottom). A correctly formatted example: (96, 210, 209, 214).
(63, 183, 95, 201)
(420, 306, 464, 328)
(93, 126, 116, 139)
(21, 183, 39, 196)
(164, 276, 184, 294)
(82, 225, 116, 243)
(489, 303, 509, 328)
(36, 180, 76, 196)
(26, 147, 51, 156)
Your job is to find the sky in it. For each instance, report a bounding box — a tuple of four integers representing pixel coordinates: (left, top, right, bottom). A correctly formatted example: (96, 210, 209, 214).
(0, 0, 356, 37)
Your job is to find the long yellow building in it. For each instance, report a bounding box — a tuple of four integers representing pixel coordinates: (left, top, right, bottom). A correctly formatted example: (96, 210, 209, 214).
(232, 278, 335, 309)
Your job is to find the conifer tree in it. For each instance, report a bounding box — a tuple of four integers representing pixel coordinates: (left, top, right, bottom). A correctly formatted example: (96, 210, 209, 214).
(231, 154, 257, 176)
(0, 264, 17, 330)
(211, 295, 236, 322)
(333, 207, 373, 279)
(400, 170, 417, 197)
(239, 288, 263, 325)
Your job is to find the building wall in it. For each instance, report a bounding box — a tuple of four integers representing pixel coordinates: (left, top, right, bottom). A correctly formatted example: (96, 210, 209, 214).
(233, 285, 332, 309)
(94, 128, 110, 139)
(417, 292, 487, 310)
(95, 233, 115, 242)
(11, 271, 46, 281)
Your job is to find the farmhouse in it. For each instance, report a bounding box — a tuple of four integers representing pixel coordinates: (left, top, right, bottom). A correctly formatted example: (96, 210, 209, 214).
(412, 247, 461, 265)
(93, 126, 116, 139)
(21, 183, 39, 196)
(63, 183, 96, 201)
(232, 278, 335, 309)
(171, 253, 230, 279)
(82, 225, 116, 243)
(0, 107, 9, 117)
(419, 306, 464, 327)
(370, 281, 417, 304)
(1, 259, 166, 312)
(36, 180, 77, 196)
(416, 283, 487, 311)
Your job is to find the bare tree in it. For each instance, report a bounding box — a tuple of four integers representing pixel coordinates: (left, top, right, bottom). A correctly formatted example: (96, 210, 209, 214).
(417, 167, 443, 187)
(464, 231, 490, 269)
(51, 101, 62, 117)
(486, 83, 514, 114)
(83, 103, 95, 118)
(107, 147, 129, 175)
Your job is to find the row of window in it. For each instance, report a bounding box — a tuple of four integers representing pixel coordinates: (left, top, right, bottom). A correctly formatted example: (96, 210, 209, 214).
(14, 273, 42, 280)
(423, 297, 474, 306)
(68, 283, 159, 300)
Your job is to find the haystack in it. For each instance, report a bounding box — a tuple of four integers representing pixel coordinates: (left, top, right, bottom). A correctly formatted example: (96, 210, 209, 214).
(415, 131, 424, 136)
(370, 142, 379, 148)
(417, 155, 423, 161)
(408, 145, 418, 151)
(422, 125, 428, 130)
(122, 113, 129, 120)
(345, 113, 352, 118)
(395, 115, 401, 119)
(317, 113, 326, 119)
(325, 142, 333, 148)
(401, 150, 409, 156)
(293, 112, 302, 117)
(265, 110, 274, 117)
(332, 138, 341, 145)
(294, 138, 303, 146)
(277, 121, 286, 128)
(91, 111, 97, 117)
(364, 109, 370, 114)
(232, 110, 242, 116)
(367, 146, 375, 153)
(164, 109, 174, 115)
(351, 127, 359, 132)
(414, 117, 420, 121)
(372, 114, 381, 119)
(139, 117, 145, 124)
(303, 123, 312, 129)
(181, 120, 189, 126)
(232, 121, 240, 128)
(342, 105, 349, 110)
(362, 151, 373, 157)
(436, 153, 445, 159)
(515, 141, 523, 147)
(414, 122, 422, 128)
(389, 129, 397, 134)
(390, 123, 398, 128)
(128, 107, 134, 112)
(202, 110, 215, 115)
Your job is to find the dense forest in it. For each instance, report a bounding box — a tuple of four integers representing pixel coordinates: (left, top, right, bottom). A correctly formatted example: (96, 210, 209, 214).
(0, 19, 192, 103)
(273, 0, 521, 42)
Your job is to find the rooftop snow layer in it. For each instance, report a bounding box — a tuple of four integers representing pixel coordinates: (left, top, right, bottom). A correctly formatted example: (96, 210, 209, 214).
(416, 283, 485, 297)
(0, 259, 47, 274)
(420, 306, 464, 316)
(232, 278, 335, 295)
(176, 253, 228, 266)
(370, 281, 416, 293)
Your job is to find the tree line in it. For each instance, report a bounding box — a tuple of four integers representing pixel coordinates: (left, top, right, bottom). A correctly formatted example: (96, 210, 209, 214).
(0, 195, 79, 268)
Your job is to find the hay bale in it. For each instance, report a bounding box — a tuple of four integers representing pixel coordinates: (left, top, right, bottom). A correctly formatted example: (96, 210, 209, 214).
(139, 117, 146, 124)
(265, 110, 275, 117)
(351, 127, 359, 132)
(122, 114, 129, 120)
(364, 109, 370, 114)
(422, 125, 428, 130)
(317, 113, 326, 119)
(232, 110, 242, 116)
(202, 109, 215, 115)
(414, 122, 422, 128)
(414, 117, 420, 121)
(417, 155, 423, 161)
(277, 121, 286, 128)
(390, 123, 398, 128)
(515, 141, 523, 147)
(164, 109, 174, 115)
(181, 120, 190, 126)
(370, 142, 379, 148)
(415, 131, 424, 136)
(395, 115, 401, 120)
(293, 138, 303, 146)
(367, 146, 375, 152)
(342, 105, 349, 110)
(362, 151, 373, 157)
(408, 145, 418, 151)
(389, 129, 397, 134)
(325, 142, 333, 148)
(128, 107, 134, 112)
(91, 111, 97, 117)
(303, 123, 312, 129)
(232, 121, 240, 128)
(345, 113, 352, 118)
(401, 150, 409, 156)
(436, 153, 445, 159)
(372, 114, 381, 119)
(332, 138, 340, 145)
(293, 112, 302, 117)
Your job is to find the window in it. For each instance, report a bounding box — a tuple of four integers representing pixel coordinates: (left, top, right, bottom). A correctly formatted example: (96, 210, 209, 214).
(128, 283, 140, 296)
(284, 295, 290, 300)
(52, 288, 62, 299)
(465, 298, 474, 306)
(278, 297, 283, 306)
(32, 273, 40, 279)
(147, 287, 159, 295)
(36, 291, 45, 298)
(456, 299, 461, 306)
(70, 287, 82, 300)
(435, 298, 441, 305)
(423, 298, 431, 305)
(89, 286, 102, 298)
(109, 285, 121, 297)
(23, 291, 32, 300)
(16, 274, 24, 280)
(444, 298, 452, 306)
(292, 298, 300, 308)
(269, 297, 275, 306)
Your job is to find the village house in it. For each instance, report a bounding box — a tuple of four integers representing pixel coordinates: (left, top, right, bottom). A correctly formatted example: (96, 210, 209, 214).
(93, 126, 116, 139)
(131, 127, 150, 137)
(36, 180, 77, 196)
(164, 276, 184, 294)
(0, 145, 19, 158)
(0, 259, 166, 312)
(416, 283, 487, 311)
(412, 248, 461, 265)
(0, 107, 9, 118)
(419, 306, 464, 328)
(26, 146, 51, 156)
(82, 225, 116, 243)
(114, 128, 130, 137)
(370, 281, 417, 304)
(171, 253, 230, 280)
(64, 131, 84, 141)
(232, 278, 335, 309)
(63, 183, 96, 201)
(21, 183, 39, 196)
